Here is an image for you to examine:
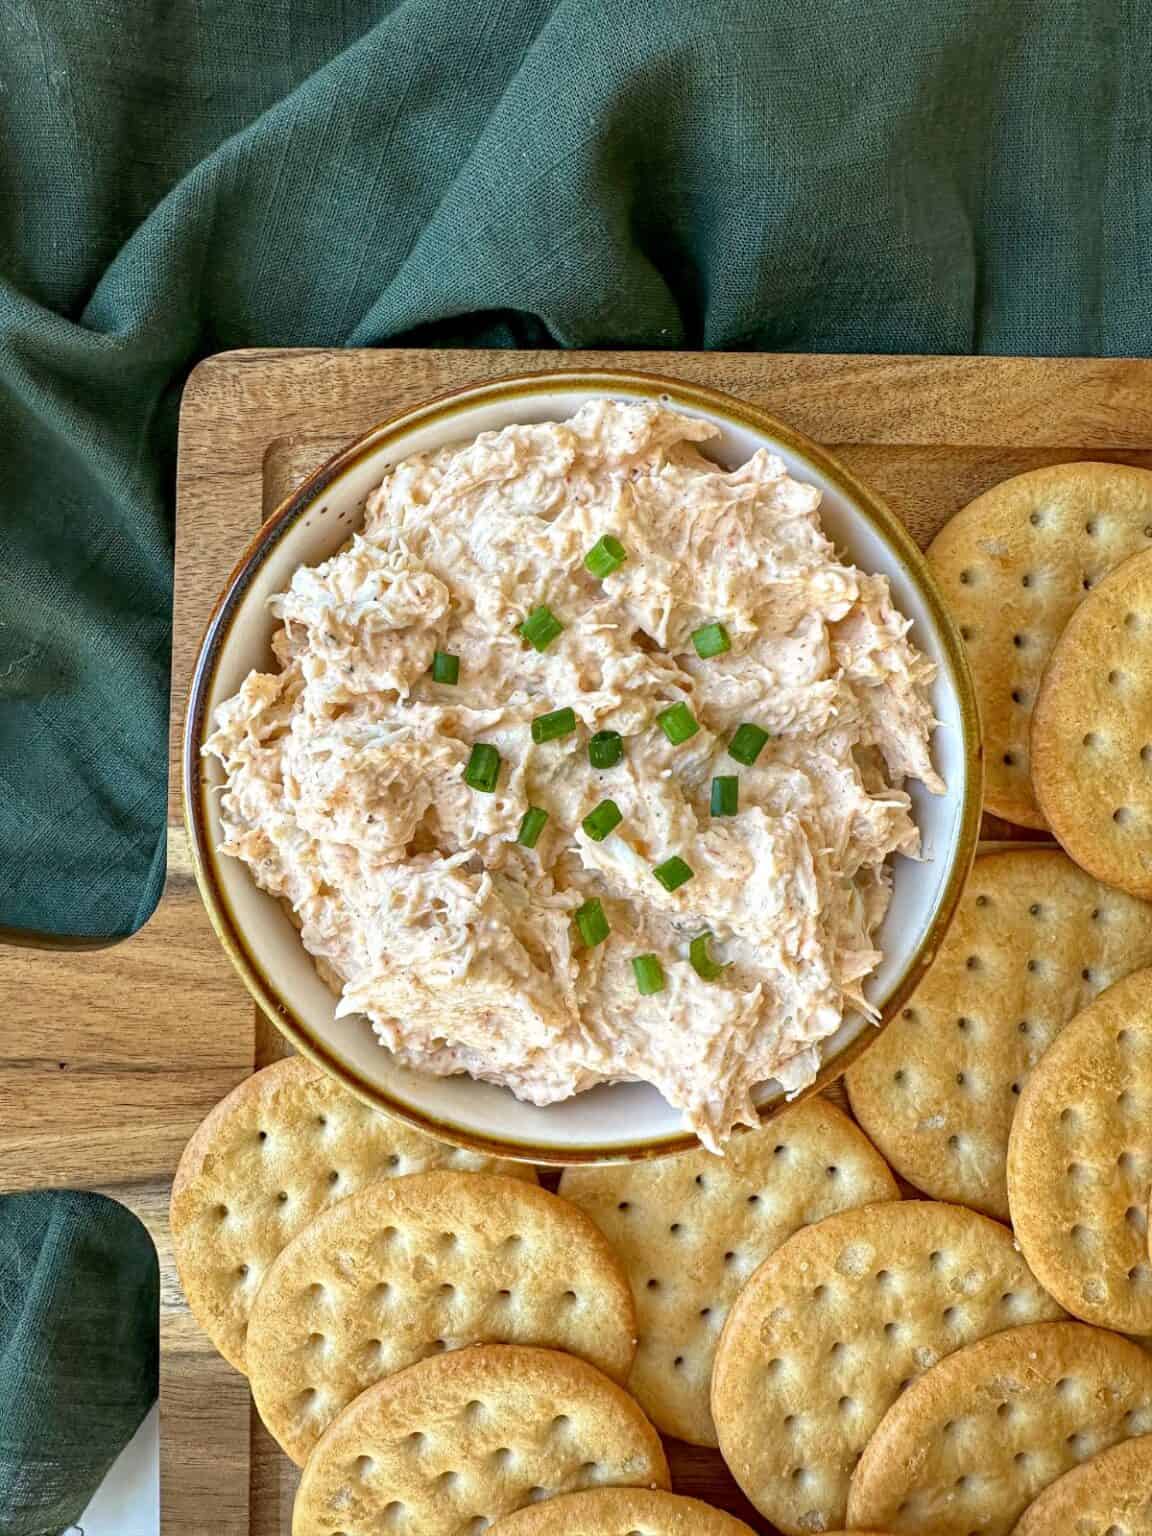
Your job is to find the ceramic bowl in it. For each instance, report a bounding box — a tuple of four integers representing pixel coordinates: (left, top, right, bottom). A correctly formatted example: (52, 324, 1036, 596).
(185, 368, 982, 1164)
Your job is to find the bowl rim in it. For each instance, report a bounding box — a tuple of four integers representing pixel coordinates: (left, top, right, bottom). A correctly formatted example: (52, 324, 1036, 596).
(183, 365, 983, 1164)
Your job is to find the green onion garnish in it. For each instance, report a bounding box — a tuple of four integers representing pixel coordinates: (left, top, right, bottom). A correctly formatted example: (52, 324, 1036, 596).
(519, 605, 564, 652)
(531, 706, 577, 744)
(575, 897, 610, 948)
(689, 930, 728, 981)
(582, 799, 622, 842)
(728, 722, 769, 766)
(464, 743, 500, 793)
(653, 856, 695, 892)
(517, 807, 549, 849)
(657, 702, 700, 746)
(430, 650, 459, 685)
(711, 775, 739, 816)
(632, 954, 665, 995)
(692, 622, 731, 660)
(584, 534, 627, 579)
(589, 730, 623, 769)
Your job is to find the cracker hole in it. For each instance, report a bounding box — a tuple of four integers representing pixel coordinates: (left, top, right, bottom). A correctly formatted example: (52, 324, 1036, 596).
(959, 624, 973, 640)
(432, 1338, 447, 1352)
(997, 1401, 1014, 1420)
(956, 1072, 967, 1088)
(549, 1413, 570, 1433)
(773, 1144, 789, 1159)
(1012, 688, 1027, 705)
(214, 1204, 228, 1220)
(1026, 959, 1039, 973)
(694, 1173, 707, 1187)
(1012, 633, 1026, 649)
(928, 1250, 944, 1270)
(1142, 745, 1152, 764)
(646, 1278, 660, 1291)
(724, 1251, 737, 1266)
(257, 1130, 268, 1144)
(435, 1471, 460, 1493)
(1021, 573, 1033, 588)
(746, 1195, 760, 1207)
(276, 1191, 288, 1205)
(1127, 611, 1142, 630)
(1129, 1264, 1151, 1284)
(387, 1153, 401, 1169)
(463, 1399, 484, 1422)
(561, 1289, 577, 1304)
(490, 1448, 513, 1469)
(893, 1069, 906, 1085)
(354, 1455, 375, 1476)
(1118, 1089, 1135, 1110)
(947, 1135, 962, 1152)
(465, 1520, 489, 1536)
(439, 1283, 456, 1299)
(235, 1264, 249, 1280)
(383, 1503, 406, 1526)
(956, 1016, 971, 1034)
(1083, 575, 1095, 590)
(617, 1201, 631, 1212)
(965, 954, 982, 971)
(883, 1321, 900, 1339)
(1083, 731, 1101, 748)
(1002, 752, 1016, 767)
(496, 1289, 511, 1302)
(812, 1284, 828, 1303)
(526, 1488, 550, 1504)
(766, 1356, 784, 1375)
(1120, 1150, 1137, 1172)
(828, 1341, 845, 1360)
(826, 1165, 840, 1179)
(1114, 807, 1133, 826)
(1018, 1020, 1030, 1035)
(1013, 1451, 1029, 1467)
(669, 1221, 683, 1233)
(307, 1282, 325, 1299)
(942, 1306, 959, 1325)
(1011, 1081, 1021, 1095)
(674, 1356, 685, 1369)
(1056, 1376, 1074, 1396)
(1109, 669, 1125, 686)
(838, 1395, 854, 1414)
(875, 1269, 893, 1287)
(959, 569, 974, 585)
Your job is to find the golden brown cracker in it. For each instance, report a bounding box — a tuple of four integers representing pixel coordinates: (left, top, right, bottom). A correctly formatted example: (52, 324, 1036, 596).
(487, 1488, 756, 1536)
(247, 1172, 637, 1465)
(1007, 968, 1152, 1333)
(846, 1322, 1152, 1536)
(1032, 546, 1152, 897)
(710, 1200, 1063, 1535)
(1013, 1432, 1152, 1535)
(559, 1098, 897, 1446)
(928, 462, 1152, 827)
(170, 1056, 533, 1371)
(847, 848, 1152, 1219)
(291, 1344, 669, 1536)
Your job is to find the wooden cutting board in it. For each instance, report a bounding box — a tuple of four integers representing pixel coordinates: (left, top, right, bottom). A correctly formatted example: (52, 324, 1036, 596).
(7, 347, 1152, 1535)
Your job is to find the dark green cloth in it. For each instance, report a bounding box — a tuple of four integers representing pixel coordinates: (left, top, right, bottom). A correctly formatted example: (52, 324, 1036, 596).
(0, 1193, 158, 1536)
(4, 0, 1152, 938)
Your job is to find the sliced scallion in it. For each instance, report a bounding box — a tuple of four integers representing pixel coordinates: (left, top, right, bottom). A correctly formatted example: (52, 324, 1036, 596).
(692, 622, 731, 660)
(632, 954, 665, 995)
(689, 930, 728, 981)
(582, 799, 622, 842)
(711, 775, 739, 817)
(652, 856, 695, 892)
(584, 534, 627, 579)
(531, 706, 577, 744)
(430, 650, 459, 685)
(464, 742, 500, 793)
(516, 806, 549, 849)
(575, 897, 610, 948)
(519, 605, 564, 652)
(728, 722, 769, 766)
(657, 702, 699, 746)
(588, 730, 623, 769)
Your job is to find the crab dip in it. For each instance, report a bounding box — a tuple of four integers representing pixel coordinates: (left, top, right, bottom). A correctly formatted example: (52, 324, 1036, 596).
(205, 401, 942, 1150)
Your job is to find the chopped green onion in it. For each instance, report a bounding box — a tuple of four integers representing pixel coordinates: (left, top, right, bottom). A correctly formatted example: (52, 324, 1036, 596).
(519, 605, 564, 652)
(531, 706, 577, 744)
(575, 897, 610, 948)
(582, 799, 622, 842)
(464, 743, 501, 793)
(711, 775, 739, 817)
(589, 730, 623, 769)
(517, 806, 549, 849)
(632, 954, 666, 995)
(430, 650, 459, 685)
(584, 534, 627, 579)
(728, 722, 770, 766)
(657, 702, 700, 746)
(652, 856, 695, 892)
(689, 930, 729, 981)
(692, 622, 731, 660)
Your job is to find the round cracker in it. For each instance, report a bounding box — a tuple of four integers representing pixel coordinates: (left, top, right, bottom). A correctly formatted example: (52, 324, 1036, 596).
(846, 1321, 1152, 1536)
(1032, 546, 1152, 896)
(847, 848, 1152, 1219)
(710, 1200, 1064, 1535)
(558, 1098, 897, 1446)
(928, 462, 1152, 828)
(248, 1172, 637, 1465)
(488, 1488, 756, 1536)
(291, 1344, 669, 1536)
(1013, 1432, 1152, 1536)
(1006, 968, 1152, 1332)
(171, 1056, 533, 1371)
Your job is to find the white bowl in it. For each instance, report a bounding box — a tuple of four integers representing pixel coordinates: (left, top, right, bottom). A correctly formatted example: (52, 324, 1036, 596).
(185, 368, 982, 1164)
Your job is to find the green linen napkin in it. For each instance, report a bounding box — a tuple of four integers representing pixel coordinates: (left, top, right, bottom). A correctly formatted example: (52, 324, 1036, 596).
(0, 1193, 158, 1536)
(3, 0, 1149, 940)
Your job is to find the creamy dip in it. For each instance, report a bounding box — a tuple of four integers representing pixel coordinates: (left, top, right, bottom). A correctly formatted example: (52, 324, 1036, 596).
(206, 401, 941, 1149)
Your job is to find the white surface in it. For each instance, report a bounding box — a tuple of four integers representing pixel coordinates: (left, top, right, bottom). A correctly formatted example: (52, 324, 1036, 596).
(195, 375, 976, 1158)
(76, 1403, 158, 1536)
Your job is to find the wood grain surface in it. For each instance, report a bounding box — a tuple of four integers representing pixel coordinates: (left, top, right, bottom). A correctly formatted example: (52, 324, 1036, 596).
(7, 347, 1152, 1535)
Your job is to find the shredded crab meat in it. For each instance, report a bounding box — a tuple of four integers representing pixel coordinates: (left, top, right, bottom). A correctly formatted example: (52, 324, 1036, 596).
(205, 400, 942, 1150)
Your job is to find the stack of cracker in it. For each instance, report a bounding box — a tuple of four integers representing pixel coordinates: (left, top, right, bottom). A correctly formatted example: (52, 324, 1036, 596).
(173, 465, 1152, 1536)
